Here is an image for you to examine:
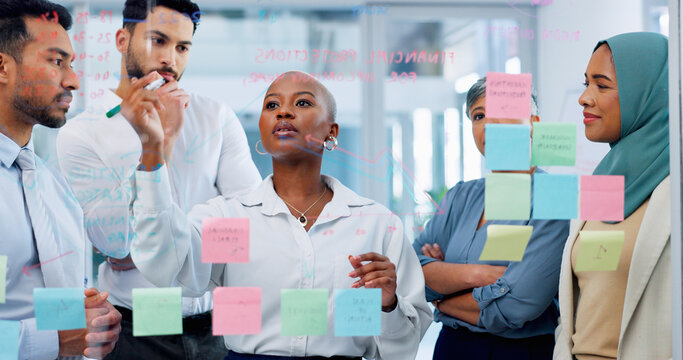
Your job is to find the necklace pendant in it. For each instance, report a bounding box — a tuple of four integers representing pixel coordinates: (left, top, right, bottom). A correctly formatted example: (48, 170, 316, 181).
(299, 215, 308, 226)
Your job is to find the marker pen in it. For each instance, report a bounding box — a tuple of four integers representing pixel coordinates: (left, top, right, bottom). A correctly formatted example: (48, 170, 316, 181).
(105, 77, 167, 118)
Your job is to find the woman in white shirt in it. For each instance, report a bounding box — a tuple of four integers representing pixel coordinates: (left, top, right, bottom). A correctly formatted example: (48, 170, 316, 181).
(124, 71, 432, 359)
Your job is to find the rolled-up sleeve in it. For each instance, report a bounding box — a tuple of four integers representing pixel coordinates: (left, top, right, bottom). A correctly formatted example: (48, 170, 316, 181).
(472, 219, 568, 335)
(411, 185, 459, 302)
(130, 165, 225, 297)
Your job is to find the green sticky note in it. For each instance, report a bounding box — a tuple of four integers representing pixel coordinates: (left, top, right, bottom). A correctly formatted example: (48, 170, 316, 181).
(0, 255, 6, 303)
(531, 123, 576, 166)
(281, 289, 328, 336)
(485, 173, 531, 220)
(480, 225, 533, 261)
(574, 231, 625, 272)
(132, 287, 182, 336)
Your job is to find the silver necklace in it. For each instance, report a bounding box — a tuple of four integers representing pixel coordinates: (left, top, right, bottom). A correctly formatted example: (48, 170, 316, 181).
(280, 187, 328, 227)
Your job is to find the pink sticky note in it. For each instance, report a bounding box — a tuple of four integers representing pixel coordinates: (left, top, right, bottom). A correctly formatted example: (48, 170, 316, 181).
(212, 287, 261, 335)
(485, 72, 532, 119)
(201, 218, 249, 263)
(580, 175, 624, 221)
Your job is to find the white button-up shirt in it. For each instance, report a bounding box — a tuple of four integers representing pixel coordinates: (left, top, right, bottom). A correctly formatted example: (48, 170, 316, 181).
(0, 132, 86, 360)
(56, 89, 261, 315)
(130, 170, 431, 359)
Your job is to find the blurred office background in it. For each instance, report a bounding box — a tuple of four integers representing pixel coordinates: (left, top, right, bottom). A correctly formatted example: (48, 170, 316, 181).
(40, 0, 670, 357)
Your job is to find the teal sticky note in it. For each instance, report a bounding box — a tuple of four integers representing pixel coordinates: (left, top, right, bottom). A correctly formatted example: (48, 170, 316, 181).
(485, 173, 531, 220)
(0, 255, 6, 303)
(34, 288, 86, 330)
(531, 123, 577, 166)
(485, 124, 530, 171)
(0, 320, 20, 360)
(281, 289, 328, 336)
(132, 287, 182, 336)
(334, 288, 381, 336)
(480, 225, 533, 261)
(532, 174, 578, 219)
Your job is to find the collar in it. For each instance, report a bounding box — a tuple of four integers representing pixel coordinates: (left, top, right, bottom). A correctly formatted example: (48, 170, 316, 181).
(239, 174, 375, 220)
(0, 130, 34, 169)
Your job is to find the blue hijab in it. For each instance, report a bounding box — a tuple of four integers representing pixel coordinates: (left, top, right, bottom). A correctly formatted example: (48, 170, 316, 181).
(591, 32, 670, 219)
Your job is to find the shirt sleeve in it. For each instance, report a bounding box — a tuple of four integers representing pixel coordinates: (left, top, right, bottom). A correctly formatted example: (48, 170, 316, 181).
(411, 184, 459, 302)
(18, 317, 58, 360)
(130, 166, 225, 296)
(472, 218, 569, 335)
(56, 127, 134, 259)
(215, 105, 262, 196)
(375, 216, 432, 360)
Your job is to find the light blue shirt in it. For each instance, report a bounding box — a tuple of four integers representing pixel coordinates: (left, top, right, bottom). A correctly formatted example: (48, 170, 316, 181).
(0, 131, 86, 360)
(412, 171, 568, 339)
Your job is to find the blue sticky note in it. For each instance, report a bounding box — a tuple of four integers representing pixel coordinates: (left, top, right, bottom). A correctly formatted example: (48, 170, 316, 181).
(334, 288, 381, 336)
(532, 174, 578, 219)
(485, 124, 530, 170)
(0, 320, 20, 360)
(34, 288, 86, 331)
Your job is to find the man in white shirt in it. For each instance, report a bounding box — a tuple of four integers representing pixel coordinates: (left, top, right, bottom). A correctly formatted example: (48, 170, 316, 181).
(0, 1, 121, 359)
(56, 0, 261, 359)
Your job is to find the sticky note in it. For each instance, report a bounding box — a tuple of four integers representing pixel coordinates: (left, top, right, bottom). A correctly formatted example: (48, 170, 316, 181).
(34, 288, 86, 330)
(0, 320, 20, 360)
(485, 72, 532, 119)
(531, 123, 577, 166)
(202, 218, 249, 263)
(485, 124, 530, 170)
(533, 174, 578, 219)
(281, 289, 328, 336)
(479, 225, 533, 261)
(485, 173, 531, 220)
(580, 175, 625, 221)
(132, 287, 182, 336)
(0, 255, 6, 303)
(574, 231, 625, 271)
(213, 287, 261, 335)
(334, 288, 381, 336)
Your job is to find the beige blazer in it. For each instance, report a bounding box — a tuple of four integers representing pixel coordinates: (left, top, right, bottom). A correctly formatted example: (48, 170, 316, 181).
(553, 176, 671, 360)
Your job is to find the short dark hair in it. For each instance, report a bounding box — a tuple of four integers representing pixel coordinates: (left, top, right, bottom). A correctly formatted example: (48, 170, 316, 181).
(0, 0, 72, 62)
(123, 0, 201, 35)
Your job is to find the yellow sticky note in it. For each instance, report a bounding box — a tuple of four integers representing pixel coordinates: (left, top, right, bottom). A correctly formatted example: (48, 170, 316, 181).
(0, 255, 6, 303)
(479, 225, 533, 262)
(574, 231, 624, 272)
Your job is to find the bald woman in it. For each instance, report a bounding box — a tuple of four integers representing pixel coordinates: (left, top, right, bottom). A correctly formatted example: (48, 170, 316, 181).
(124, 71, 431, 360)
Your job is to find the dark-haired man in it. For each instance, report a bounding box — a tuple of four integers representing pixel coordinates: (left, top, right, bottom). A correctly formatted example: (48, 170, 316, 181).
(56, 1, 261, 359)
(0, 0, 121, 359)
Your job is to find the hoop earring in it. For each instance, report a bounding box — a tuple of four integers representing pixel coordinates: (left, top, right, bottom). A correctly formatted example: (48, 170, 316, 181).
(323, 136, 338, 151)
(255, 140, 269, 155)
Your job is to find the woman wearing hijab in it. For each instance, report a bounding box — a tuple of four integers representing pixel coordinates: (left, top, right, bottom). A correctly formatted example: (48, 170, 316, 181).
(553, 32, 671, 360)
(121, 70, 432, 360)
